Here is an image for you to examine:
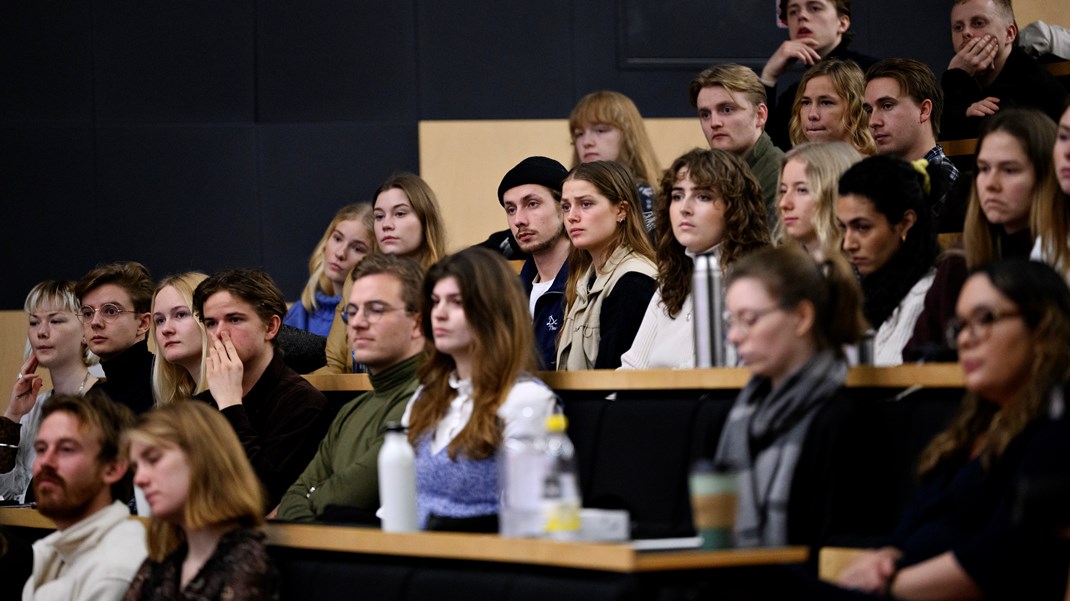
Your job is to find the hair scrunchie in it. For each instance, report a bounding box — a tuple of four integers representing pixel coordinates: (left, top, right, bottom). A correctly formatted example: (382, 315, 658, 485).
(910, 158, 932, 196)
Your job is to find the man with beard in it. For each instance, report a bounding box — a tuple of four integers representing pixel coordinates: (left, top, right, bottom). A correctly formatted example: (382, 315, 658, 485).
(23, 393, 145, 601)
(498, 156, 570, 370)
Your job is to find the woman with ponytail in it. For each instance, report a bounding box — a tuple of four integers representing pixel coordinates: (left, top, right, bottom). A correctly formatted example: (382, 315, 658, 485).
(714, 245, 867, 547)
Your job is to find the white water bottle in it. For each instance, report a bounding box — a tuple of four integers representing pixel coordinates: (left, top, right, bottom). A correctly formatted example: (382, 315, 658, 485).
(378, 422, 418, 532)
(542, 414, 581, 540)
(499, 403, 548, 537)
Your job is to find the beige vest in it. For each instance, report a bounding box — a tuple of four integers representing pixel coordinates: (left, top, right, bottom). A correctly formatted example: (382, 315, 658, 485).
(556, 246, 657, 371)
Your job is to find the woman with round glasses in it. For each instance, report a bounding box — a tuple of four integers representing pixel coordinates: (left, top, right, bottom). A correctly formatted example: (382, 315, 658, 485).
(833, 258, 1070, 599)
(713, 245, 866, 547)
(403, 249, 555, 530)
(151, 273, 208, 405)
(1, 281, 100, 503)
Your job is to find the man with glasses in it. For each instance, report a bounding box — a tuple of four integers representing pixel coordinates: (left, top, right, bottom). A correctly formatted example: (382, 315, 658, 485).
(276, 254, 425, 522)
(75, 261, 155, 414)
(192, 268, 330, 509)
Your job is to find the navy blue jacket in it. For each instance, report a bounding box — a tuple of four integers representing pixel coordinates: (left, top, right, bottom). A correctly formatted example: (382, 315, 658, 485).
(520, 258, 568, 371)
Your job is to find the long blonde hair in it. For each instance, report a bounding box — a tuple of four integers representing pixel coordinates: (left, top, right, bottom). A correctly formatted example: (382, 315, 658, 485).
(124, 401, 264, 562)
(300, 203, 375, 311)
(151, 273, 208, 406)
(569, 91, 661, 187)
(773, 141, 862, 255)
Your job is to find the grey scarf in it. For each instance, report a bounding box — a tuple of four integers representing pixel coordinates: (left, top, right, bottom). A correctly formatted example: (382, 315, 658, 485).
(713, 350, 847, 547)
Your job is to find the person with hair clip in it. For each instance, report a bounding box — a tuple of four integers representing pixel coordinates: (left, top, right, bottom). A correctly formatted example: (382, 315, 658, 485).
(316, 173, 449, 374)
(402, 248, 555, 530)
(620, 148, 770, 370)
(556, 161, 658, 370)
(569, 91, 662, 230)
(775, 141, 862, 259)
(836, 155, 940, 365)
(1032, 102, 1070, 279)
(123, 401, 278, 600)
(1, 281, 99, 503)
(284, 203, 375, 337)
(714, 245, 868, 547)
(906, 109, 1058, 361)
(150, 273, 208, 406)
(789, 59, 877, 156)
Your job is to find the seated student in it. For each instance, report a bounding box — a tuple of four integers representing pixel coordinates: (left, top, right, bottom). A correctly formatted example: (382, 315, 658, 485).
(864, 58, 961, 230)
(284, 203, 375, 337)
(760, 0, 878, 149)
(621, 148, 770, 370)
(836, 155, 941, 365)
(1, 281, 100, 503)
(403, 249, 555, 530)
(318, 173, 447, 374)
(277, 254, 425, 522)
(1032, 103, 1070, 279)
(497, 156, 571, 370)
(832, 260, 1070, 599)
(715, 246, 866, 547)
(150, 273, 208, 406)
(556, 161, 658, 370)
(24, 393, 145, 601)
(940, 0, 1068, 139)
(123, 402, 278, 600)
(75, 262, 156, 414)
(569, 91, 661, 229)
(906, 109, 1058, 361)
(689, 64, 785, 225)
(775, 141, 862, 259)
(789, 58, 877, 156)
(192, 268, 330, 509)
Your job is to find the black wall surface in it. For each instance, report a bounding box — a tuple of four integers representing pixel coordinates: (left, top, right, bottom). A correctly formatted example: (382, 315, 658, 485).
(1, 0, 951, 308)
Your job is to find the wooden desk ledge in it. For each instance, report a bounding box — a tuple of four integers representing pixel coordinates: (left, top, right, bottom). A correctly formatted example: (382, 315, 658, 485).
(305, 363, 963, 393)
(0, 508, 805, 574)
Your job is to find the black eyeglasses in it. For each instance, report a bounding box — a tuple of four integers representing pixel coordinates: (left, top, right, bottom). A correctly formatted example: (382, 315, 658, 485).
(79, 303, 139, 323)
(342, 302, 407, 325)
(945, 307, 1021, 349)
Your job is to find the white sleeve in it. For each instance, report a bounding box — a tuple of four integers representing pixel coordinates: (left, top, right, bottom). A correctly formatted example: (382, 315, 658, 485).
(618, 291, 662, 370)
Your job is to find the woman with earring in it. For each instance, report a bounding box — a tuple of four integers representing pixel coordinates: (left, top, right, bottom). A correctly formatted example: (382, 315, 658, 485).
(556, 161, 658, 370)
(1, 281, 99, 502)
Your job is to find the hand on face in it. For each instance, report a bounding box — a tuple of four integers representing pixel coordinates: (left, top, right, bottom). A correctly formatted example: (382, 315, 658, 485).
(206, 330, 244, 409)
(761, 40, 823, 84)
(7, 354, 43, 421)
(948, 34, 998, 76)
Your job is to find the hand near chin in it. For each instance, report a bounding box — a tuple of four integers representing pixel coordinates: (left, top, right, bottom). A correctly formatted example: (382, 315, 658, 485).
(206, 332, 244, 410)
(6, 355, 43, 422)
(966, 96, 1000, 118)
(948, 35, 998, 76)
(761, 40, 822, 86)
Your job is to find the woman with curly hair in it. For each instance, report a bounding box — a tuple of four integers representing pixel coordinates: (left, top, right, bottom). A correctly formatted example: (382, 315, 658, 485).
(789, 58, 876, 156)
(621, 148, 770, 369)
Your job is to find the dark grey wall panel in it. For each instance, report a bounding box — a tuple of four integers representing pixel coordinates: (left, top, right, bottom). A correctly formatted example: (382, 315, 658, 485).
(256, 0, 419, 122)
(256, 122, 419, 298)
(1, 127, 99, 307)
(94, 126, 259, 279)
(0, 2, 94, 124)
(417, 0, 576, 119)
(93, 1, 256, 123)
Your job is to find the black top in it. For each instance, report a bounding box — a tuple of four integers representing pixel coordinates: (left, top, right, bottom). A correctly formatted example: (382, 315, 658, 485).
(764, 41, 880, 150)
(122, 527, 278, 601)
(199, 352, 331, 509)
(97, 339, 155, 414)
(941, 45, 1069, 140)
(593, 271, 656, 370)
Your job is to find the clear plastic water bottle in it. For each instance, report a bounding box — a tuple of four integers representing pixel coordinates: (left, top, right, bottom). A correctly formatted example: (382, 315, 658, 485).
(378, 421, 418, 532)
(499, 404, 548, 537)
(542, 414, 581, 540)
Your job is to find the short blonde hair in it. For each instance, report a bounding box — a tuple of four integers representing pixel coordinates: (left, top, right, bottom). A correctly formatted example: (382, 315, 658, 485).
(789, 59, 876, 155)
(124, 401, 264, 562)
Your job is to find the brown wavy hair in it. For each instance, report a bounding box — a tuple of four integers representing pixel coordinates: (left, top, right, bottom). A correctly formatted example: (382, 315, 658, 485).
(655, 149, 770, 318)
(562, 161, 657, 313)
(917, 260, 1070, 476)
(789, 58, 876, 156)
(568, 91, 661, 187)
(406, 248, 537, 460)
